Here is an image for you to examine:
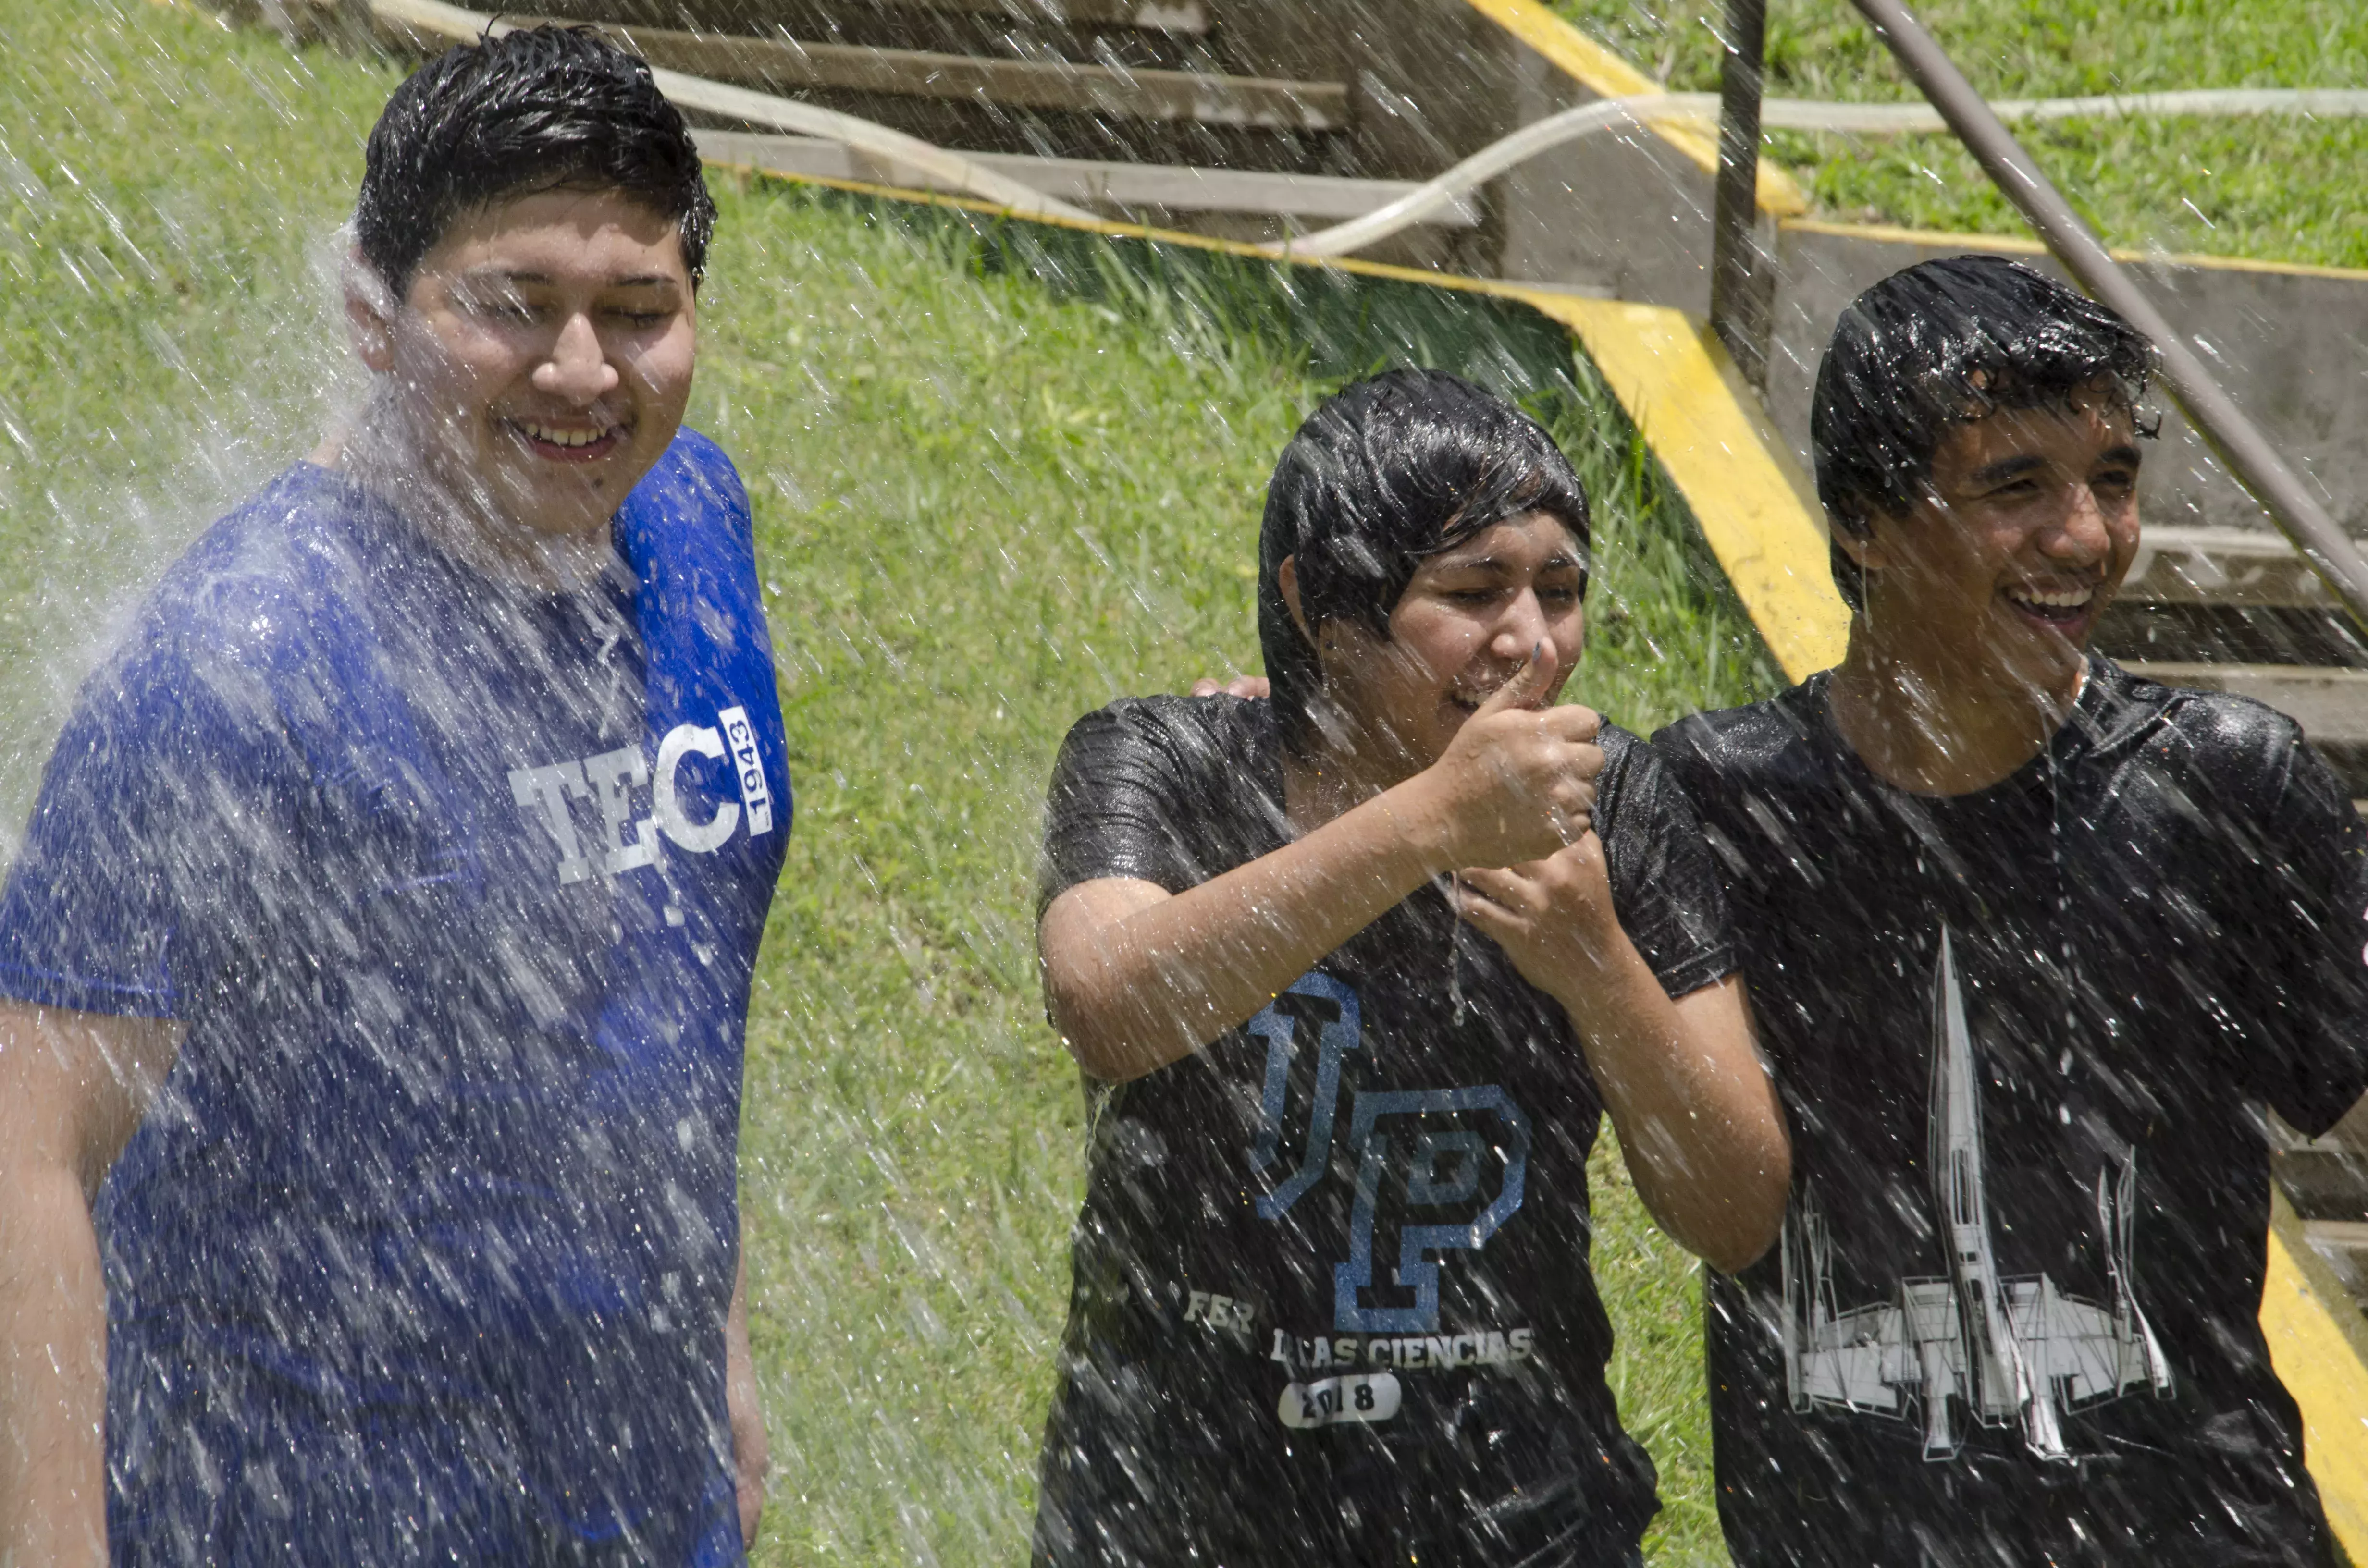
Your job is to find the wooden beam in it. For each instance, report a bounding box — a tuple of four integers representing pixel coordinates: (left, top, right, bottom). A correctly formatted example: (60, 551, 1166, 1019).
(519, 16, 1345, 130)
(695, 129, 1477, 223)
(818, 0, 1206, 32)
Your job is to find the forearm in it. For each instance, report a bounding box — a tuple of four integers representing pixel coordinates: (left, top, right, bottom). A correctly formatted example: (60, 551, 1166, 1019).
(1045, 786, 1447, 1082)
(0, 1164, 109, 1567)
(1547, 953, 1788, 1272)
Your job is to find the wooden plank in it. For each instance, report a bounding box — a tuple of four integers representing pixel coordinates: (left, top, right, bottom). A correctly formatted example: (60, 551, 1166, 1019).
(694, 129, 1477, 222)
(2122, 661, 2368, 744)
(536, 0, 1208, 37)
(520, 16, 1344, 130)
(848, 0, 1205, 32)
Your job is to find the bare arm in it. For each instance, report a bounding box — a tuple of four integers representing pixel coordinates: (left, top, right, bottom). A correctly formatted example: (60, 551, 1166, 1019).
(726, 1238, 767, 1548)
(1457, 844, 1789, 1272)
(0, 1001, 181, 1566)
(1044, 655, 1602, 1082)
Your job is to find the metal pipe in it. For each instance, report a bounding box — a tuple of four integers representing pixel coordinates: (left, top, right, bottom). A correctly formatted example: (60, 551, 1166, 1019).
(1710, 0, 1773, 388)
(1846, 0, 2368, 630)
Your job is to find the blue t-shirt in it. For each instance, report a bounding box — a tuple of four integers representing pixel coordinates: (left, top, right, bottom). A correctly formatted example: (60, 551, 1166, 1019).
(0, 430, 789, 1564)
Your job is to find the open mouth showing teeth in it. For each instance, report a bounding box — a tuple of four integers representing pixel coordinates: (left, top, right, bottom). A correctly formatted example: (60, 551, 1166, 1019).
(513, 419, 623, 453)
(2003, 585, 2097, 622)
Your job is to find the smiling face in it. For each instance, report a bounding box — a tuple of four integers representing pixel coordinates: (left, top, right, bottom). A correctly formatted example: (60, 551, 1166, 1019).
(1844, 382, 2141, 692)
(350, 186, 697, 551)
(1308, 510, 1587, 777)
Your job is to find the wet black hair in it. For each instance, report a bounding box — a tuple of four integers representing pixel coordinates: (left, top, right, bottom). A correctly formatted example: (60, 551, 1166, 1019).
(1812, 254, 2155, 608)
(1257, 369, 1591, 756)
(355, 25, 715, 297)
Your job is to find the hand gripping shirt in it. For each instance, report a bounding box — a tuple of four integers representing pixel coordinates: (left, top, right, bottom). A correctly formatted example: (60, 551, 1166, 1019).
(1031, 695, 1737, 1568)
(1654, 656, 2368, 1568)
(0, 430, 790, 1566)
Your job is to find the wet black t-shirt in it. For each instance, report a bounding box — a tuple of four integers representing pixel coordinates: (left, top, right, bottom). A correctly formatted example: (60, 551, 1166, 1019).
(1032, 695, 1737, 1568)
(1654, 656, 2368, 1568)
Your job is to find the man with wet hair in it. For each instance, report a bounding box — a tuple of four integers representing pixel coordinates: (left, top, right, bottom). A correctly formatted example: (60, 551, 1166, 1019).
(0, 25, 784, 1564)
(1655, 254, 2368, 1565)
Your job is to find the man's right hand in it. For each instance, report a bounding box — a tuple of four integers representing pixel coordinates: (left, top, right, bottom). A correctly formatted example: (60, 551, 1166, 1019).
(1398, 641, 1603, 873)
(1187, 674, 1270, 700)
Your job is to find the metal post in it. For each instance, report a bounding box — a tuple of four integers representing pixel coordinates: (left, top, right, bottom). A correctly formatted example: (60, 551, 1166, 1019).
(1710, 0, 1773, 388)
(1846, 0, 2368, 631)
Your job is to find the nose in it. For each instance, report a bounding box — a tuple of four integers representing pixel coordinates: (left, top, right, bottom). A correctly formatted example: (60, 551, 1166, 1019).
(531, 311, 620, 404)
(2044, 481, 2116, 566)
(1488, 588, 1553, 661)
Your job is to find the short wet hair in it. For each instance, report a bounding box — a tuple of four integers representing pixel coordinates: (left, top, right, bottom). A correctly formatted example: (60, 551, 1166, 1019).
(355, 25, 715, 296)
(1812, 255, 2155, 607)
(1258, 369, 1591, 756)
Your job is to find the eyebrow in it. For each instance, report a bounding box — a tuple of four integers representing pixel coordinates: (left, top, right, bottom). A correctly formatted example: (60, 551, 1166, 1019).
(456, 267, 681, 289)
(2100, 443, 2143, 469)
(1966, 454, 2046, 487)
(1431, 550, 1583, 573)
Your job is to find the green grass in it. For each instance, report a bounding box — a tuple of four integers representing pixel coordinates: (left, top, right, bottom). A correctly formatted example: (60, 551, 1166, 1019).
(2, 4, 1778, 1563)
(1553, 0, 2368, 270)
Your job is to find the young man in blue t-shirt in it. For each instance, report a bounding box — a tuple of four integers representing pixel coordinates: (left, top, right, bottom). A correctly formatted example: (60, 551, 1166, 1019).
(0, 27, 788, 1564)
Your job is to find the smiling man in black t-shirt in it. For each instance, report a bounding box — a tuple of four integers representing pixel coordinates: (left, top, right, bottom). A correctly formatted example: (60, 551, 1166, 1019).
(1654, 256, 2368, 1566)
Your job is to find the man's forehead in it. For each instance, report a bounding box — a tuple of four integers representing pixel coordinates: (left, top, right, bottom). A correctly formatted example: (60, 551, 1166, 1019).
(1937, 389, 2139, 472)
(423, 188, 688, 281)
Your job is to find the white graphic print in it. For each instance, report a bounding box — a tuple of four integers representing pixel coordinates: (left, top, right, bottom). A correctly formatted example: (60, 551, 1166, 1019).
(510, 708, 774, 884)
(1782, 929, 2172, 1462)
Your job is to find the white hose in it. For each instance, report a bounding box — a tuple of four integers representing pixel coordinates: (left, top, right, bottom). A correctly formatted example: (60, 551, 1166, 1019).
(1261, 86, 2368, 259)
(365, 0, 1101, 224)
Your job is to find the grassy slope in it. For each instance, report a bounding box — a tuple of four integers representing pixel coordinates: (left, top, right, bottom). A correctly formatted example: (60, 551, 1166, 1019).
(2, 4, 1777, 1563)
(1554, 0, 2368, 270)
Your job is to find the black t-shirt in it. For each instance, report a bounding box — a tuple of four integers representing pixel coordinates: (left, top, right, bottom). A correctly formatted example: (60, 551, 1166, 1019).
(1031, 695, 1737, 1568)
(1654, 656, 2368, 1568)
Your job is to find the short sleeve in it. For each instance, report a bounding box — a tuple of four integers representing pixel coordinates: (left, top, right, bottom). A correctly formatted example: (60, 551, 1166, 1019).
(1038, 698, 1277, 917)
(2225, 728, 2368, 1136)
(0, 635, 291, 1020)
(1595, 726, 1739, 1000)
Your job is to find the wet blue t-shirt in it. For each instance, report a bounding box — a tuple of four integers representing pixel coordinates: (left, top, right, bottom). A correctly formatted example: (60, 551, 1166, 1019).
(0, 430, 789, 1564)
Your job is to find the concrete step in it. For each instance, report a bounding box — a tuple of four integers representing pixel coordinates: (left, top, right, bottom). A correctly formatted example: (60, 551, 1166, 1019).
(2117, 662, 2368, 747)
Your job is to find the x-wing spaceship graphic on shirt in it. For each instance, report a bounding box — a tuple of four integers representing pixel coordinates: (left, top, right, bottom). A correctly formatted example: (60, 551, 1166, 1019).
(1781, 930, 2173, 1461)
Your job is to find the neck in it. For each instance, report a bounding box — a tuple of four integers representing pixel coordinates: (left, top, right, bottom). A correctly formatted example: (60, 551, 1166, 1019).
(319, 399, 613, 594)
(1827, 612, 2088, 796)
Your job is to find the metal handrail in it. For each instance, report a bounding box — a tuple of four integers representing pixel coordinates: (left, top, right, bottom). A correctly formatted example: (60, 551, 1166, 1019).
(1710, 0, 1773, 388)
(1841, 0, 2368, 630)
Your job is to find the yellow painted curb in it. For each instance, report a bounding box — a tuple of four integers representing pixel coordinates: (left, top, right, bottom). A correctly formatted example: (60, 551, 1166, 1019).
(1782, 216, 2368, 284)
(2263, 1216, 2368, 1559)
(1457, 0, 1809, 218)
(1511, 294, 1849, 680)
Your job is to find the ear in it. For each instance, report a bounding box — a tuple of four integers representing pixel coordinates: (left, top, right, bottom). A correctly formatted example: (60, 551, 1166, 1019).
(1829, 513, 1898, 575)
(342, 248, 398, 374)
(1277, 556, 1319, 648)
